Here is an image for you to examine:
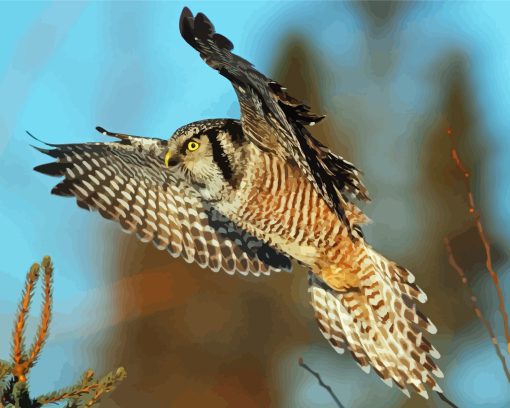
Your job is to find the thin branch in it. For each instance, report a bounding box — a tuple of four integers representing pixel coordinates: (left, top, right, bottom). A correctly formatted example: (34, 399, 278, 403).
(444, 237, 510, 382)
(437, 390, 459, 408)
(447, 126, 510, 354)
(298, 357, 345, 408)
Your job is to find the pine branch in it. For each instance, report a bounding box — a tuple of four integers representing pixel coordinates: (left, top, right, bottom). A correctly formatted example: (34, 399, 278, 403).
(12, 381, 36, 408)
(0, 360, 10, 382)
(84, 368, 127, 407)
(35, 380, 100, 405)
(35, 367, 126, 407)
(26, 257, 53, 370)
(1, 257, 126, 407)
(11, 263, 40, 383)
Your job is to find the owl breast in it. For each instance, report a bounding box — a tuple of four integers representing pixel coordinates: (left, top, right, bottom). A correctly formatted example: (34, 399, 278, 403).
(216, 145, 366, 269)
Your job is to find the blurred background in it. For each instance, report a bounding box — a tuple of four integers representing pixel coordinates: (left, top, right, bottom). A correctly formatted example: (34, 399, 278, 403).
(1, 1, 510, 407)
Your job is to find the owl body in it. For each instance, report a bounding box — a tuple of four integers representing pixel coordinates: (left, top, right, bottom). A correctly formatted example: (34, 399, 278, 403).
(217, 143, 360, 278)
(32, 7, 452, 403)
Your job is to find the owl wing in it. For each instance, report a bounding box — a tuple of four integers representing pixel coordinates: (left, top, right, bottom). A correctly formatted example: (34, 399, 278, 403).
(179, 7, 369, 237)
(33, 130, 291, 276)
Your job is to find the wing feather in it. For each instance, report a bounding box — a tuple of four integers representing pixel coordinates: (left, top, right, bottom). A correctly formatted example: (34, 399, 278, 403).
(33, 133, 291, 276)
(179, 7, 369, 237)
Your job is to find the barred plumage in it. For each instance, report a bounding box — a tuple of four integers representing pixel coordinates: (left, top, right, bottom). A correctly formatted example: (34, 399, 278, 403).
(33, 133, 291, 276)
(32, 7, 454, 405)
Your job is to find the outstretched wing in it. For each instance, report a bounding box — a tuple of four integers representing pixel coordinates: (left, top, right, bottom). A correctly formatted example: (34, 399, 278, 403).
(179, 7, 369, 237)
(33, 130, 291, 276)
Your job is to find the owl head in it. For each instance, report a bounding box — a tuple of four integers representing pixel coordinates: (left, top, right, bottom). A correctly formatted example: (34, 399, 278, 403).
(165, 119, 245, 199)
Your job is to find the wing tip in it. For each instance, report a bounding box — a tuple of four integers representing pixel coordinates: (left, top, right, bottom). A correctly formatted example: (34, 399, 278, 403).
(179, 7, 234, 52)
(31, 144, 60, 158)
(95, 126, 128, 140)
(181, 6, 192, 18)
(95, 126, 108, 135)
(95, 126, 140, 142)
(26, 130, 58, 148)
(26, 130, 45, 144)
(33, 161, 70, 177)
(417, 388, 429, 399)
(179, 7, 196, 46)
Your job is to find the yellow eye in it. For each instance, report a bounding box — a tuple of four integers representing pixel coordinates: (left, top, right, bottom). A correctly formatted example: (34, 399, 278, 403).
(187, 140, 200, 152)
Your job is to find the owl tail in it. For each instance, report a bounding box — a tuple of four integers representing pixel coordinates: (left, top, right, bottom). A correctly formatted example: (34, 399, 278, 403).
(308, 243, 444, 399)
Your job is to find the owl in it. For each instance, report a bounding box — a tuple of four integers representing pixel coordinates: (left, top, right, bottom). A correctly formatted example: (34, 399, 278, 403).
(33, 7, 449, 403)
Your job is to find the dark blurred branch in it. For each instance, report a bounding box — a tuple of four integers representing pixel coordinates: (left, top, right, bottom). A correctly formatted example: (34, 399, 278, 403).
(437, 389, 460, 408)
(444, 237, 510, 382)
(298, 357, 345, 408)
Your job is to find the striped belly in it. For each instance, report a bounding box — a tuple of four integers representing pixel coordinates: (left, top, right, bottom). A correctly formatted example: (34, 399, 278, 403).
(229, 149, 349, 268)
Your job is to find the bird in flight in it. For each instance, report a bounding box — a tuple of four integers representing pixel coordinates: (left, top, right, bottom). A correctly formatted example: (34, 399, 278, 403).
(33, 6, 451, 403)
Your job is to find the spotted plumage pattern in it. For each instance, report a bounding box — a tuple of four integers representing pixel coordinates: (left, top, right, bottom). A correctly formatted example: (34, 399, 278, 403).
(33, 132, 291, 276)
(32, 7, 455, 405)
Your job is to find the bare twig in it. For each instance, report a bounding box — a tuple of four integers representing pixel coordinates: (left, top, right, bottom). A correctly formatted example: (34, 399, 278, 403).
(437, 390, 460, 408)
(444, 237, 510, 382)
(447, 126, 510, 355)
(298, 357, 345, 408)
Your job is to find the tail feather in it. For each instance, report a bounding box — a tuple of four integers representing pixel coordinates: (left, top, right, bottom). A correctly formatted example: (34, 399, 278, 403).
(341, 290, 402, 385)
(308, 243, 443, 399)
(309, 274, 370, 368)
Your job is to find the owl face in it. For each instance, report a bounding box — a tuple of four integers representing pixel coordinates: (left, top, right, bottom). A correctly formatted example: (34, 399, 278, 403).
(165, 120, 243, 200)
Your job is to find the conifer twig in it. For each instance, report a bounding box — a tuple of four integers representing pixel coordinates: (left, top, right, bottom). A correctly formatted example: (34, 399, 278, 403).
(2, 257, 126, 407)
(27, 256, 53, 369)
(85, 368, 127, 407)
(36, 381, 100, 404)
(298, 357, 345, 408)
(0, 360, 10, 382)
(36, 367, 127, 406)
(447, 126, 510, 355)
(11, 263, 40, 382)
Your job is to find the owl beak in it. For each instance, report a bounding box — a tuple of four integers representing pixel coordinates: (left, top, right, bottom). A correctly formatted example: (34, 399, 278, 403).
(164, 150, 180, 167)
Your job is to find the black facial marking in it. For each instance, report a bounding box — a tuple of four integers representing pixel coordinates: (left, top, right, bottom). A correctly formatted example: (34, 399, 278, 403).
(205, 129, 234, 182)
(222, 119, 244, 143)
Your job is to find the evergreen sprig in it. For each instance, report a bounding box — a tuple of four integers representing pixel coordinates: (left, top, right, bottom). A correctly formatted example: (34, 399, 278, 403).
(0, 257, 126, 408)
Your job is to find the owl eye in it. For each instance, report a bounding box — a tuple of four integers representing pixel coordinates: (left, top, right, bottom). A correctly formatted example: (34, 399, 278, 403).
(187, 140, 200, 152)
